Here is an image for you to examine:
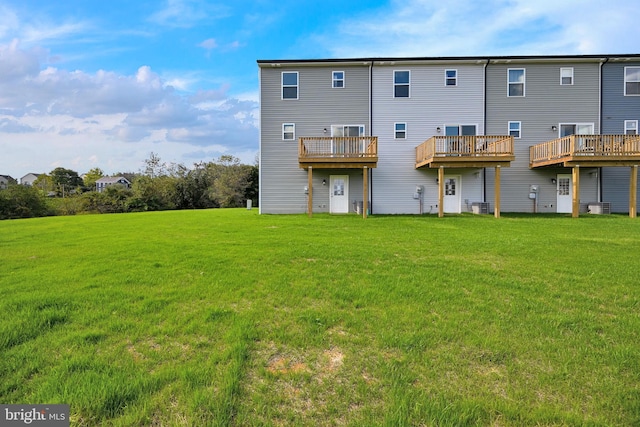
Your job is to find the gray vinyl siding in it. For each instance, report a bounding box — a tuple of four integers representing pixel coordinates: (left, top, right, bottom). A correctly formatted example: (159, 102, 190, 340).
(601, 61, 640, 213)
(260, 64, 370, 213)
(485, 62, 601, 212)
(371, 63, 485, 214)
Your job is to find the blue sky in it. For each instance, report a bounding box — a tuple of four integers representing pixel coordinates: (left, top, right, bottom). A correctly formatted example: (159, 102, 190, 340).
(1, 0, 639, 179)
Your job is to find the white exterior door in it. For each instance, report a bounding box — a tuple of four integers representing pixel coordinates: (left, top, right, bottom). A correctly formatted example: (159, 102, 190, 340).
(443, 175, 461, 213)
(330, 175, 349, 214)
(556, 174, 572, 213)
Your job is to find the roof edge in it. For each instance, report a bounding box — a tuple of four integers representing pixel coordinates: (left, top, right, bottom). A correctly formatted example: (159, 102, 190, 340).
(257, 54, 640, 67)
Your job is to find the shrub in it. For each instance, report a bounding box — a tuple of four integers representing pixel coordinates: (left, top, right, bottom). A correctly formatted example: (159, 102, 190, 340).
(0, 185, 49, 219)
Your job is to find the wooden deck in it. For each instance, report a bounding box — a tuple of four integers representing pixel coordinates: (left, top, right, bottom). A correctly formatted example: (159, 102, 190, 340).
(298, 137, 378, 169)
(299, 136, 377, 219)
(415, 135, 514, 218)
(529, 135, 640, 168)
(415, 136, 515, 168)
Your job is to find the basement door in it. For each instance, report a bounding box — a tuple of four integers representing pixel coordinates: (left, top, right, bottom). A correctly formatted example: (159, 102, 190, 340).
(443, 175, 462, 213)
(556, 174, 572, 213)
(330, 175, 349, 214)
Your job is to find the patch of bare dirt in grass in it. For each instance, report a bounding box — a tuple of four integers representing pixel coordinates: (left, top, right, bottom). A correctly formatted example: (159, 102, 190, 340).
(126, 337, 193, 364)
(327, 325, 349, 337)
(322, 347, 344, 373)
(267, 355, 310, 375)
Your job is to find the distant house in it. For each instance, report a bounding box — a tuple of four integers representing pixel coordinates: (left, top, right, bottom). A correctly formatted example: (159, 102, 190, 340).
(0, 175, 16, 189)
(20, 173, 40, 186)
(96, 176, 131, 193)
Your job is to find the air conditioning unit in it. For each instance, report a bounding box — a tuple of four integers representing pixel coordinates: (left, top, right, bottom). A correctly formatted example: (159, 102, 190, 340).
(471, 202, 490, 214)
(588, 202, 611, 214)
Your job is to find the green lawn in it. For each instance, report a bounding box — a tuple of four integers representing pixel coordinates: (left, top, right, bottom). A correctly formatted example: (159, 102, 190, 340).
(1, 210, 639, 426)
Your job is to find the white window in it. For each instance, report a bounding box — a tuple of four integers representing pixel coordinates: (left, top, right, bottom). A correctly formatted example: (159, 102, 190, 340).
(331, 125, 365, 154)
(394, 123, 406, 139)
(508, 68, 525, 97)
(332, 71, 344, 88)
(625, 67, 640, 95)
(625, 120, 638, 135)
(282, 71, 298, 99)
(394, 70, 410, 98)
(445, 125, 477, 136)
(282, 123, 295, 140)
(331, 125, 365, 137)
(559, 123, 594, 137)
(560, 67, 574, 85)
(508, 121, 521, 138)
(445, 69, 457, 86)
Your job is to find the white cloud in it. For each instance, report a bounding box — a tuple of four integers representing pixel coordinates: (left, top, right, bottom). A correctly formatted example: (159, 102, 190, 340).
(0, 40, 258, 178)
(198, 38, 217, 50)
(0, 5, 19, 39)
(149, 0, 231, 28)
(317, 0, 640, 57)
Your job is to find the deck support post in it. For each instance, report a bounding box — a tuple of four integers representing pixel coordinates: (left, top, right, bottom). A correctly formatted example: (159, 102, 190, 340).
(438, 166, 444, 218)
(630, 165, 638, 218)
(494, 165, 501, 218)
(307, 166, 313, 218)
(572, 166, 580, 218)
(363, 166, 368, 219)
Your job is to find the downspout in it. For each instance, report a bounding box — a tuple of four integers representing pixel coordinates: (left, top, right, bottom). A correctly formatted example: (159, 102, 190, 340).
(369, 60, 374, 214)
(258, 65, 263, 214)
(598, 57, 609, 203)
(483, 58, 489, 204)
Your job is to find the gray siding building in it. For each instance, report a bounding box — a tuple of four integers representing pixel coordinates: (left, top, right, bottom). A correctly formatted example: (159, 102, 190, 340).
(601, 59, 640, 212)
(485, 59, 602, 213)
(259, 61, 372, 214)
(259, 55, 640, 216)
(371, 60, 486, 214)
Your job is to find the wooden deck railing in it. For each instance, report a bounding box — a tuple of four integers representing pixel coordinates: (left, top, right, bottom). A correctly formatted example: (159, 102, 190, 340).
(299, 136, 378, 158)
(416, 135, 514, 165)
(530, 135, 640, 166)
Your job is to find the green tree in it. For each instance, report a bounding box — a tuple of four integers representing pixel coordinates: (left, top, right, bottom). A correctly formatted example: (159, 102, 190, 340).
(143, 152, 167, 178)
(83, 167, 104, 191)
(33, 174, 54, 194)
(172, 162, 217, 209)
(208, 155, 252, 208)
(50, 167, 84, 196)
(243, 162, 259, 207)
(81, 185, 132, 213)
(0, 185, 49, 219)
(130, 175, 177, 211)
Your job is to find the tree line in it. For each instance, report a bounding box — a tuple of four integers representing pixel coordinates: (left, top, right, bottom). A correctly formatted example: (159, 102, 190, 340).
(0, 154, 258, 220)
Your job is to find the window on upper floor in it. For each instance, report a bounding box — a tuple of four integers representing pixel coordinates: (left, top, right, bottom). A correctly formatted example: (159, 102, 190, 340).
(445, 69, 457, 86)
(445, 125, 477, 136)
(508, 121, 521, 138)
(559, 123, 594, 137)
(331, 125, 365, 137)
(394, 123, 407, 139)
(508, 68, 525, 97)
(624, 67, 640, 95)
(560, 67, 574, 85)
(625, 120, 638, 135)
(282, 123, 295, 140)
(394, 70, 410, 98)
(282, 72, 298, 99)
(332, 71, 344, 88)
